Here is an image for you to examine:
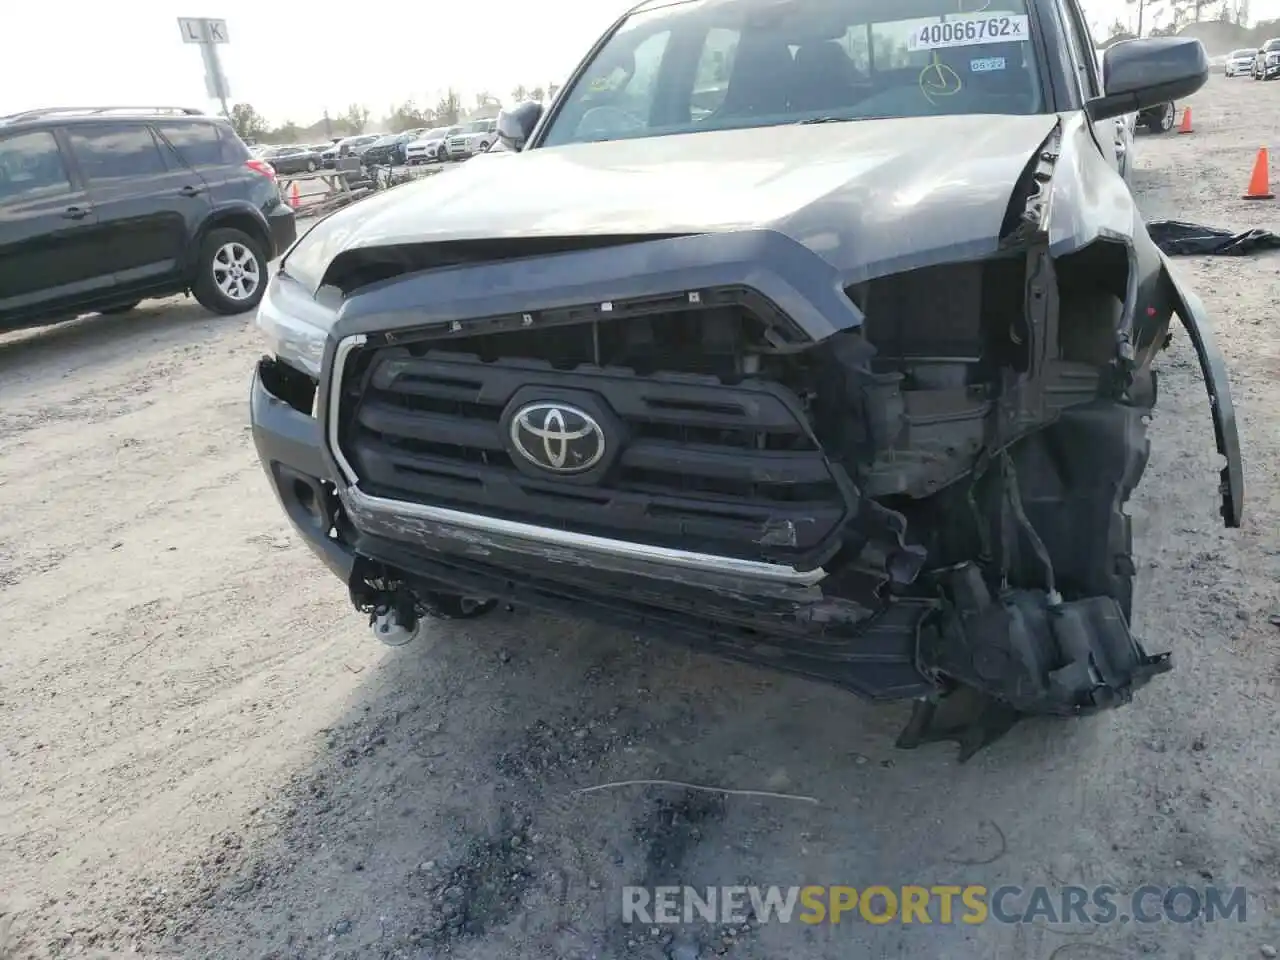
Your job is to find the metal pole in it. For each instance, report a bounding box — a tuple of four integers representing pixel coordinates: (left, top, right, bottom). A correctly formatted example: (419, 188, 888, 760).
(197, 19, 231, 116)
(209, 40, 230, 116)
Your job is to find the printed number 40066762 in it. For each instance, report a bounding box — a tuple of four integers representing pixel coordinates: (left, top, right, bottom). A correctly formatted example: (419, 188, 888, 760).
(907, 14, 1029, 52)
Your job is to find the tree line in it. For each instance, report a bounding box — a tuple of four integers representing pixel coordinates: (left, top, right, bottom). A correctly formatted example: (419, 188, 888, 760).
(228, 85, 560, 145)
(1103, 0, 1258, 43)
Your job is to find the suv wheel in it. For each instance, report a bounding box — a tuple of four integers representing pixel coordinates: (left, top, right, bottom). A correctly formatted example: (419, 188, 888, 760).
(193, 228, 267, 315)
(307, 159, 317, 172)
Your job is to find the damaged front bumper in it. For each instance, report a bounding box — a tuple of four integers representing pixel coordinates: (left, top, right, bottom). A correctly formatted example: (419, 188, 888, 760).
(252, 352, 1178, 760)
(251, 207, 1242, 757)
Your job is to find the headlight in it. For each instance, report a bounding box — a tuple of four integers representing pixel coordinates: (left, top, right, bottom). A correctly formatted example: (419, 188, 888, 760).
(254, 272, 336, 379)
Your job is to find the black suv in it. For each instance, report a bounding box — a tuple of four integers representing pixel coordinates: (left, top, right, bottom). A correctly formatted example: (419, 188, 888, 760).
(0, 106, 297, 330)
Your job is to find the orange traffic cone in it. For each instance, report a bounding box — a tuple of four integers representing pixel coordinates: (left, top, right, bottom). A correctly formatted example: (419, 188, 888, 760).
(289, 183, 301, 208)
(1243, 148, 1275, 200)
(1178, 105, 1194, 134)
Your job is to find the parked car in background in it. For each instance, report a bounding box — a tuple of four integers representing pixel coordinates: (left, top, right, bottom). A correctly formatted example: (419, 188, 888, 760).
(445, 118, 497, 159)
(1137, 100, 1177, 133)
(404, 126, 457, 165)
(261, 144, 321, 175)
(320, 134, 379, 169)
(1094, 50, 1135, 175)
(361, 131, 424, 167)
(0, 104, 295, 327)
(1255, 38, 1280, 79)
(1226, 48, 1256, 76)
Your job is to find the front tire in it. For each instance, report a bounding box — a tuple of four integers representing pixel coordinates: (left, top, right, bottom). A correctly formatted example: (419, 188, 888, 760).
(192, 228, 267, 316)
(306, 159, 317, 172)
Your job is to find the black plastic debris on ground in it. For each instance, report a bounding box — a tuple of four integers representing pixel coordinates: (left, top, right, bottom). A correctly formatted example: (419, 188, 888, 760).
(1147, 219, 1280, 256)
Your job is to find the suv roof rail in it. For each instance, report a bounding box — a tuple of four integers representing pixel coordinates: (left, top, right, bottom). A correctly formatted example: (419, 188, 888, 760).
(0, 105, 206, 123)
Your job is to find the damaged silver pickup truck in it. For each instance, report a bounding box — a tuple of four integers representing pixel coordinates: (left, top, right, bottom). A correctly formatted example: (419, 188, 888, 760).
(251, 0, 1242, 759)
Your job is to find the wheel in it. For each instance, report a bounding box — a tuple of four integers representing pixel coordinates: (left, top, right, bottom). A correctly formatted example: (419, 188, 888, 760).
(1146, 102, 1175, 134)
(477, 140, 490, 153)
(306, 159, 317, 172)
(192, 228, 267, 316)
(99, 301, 141, 315)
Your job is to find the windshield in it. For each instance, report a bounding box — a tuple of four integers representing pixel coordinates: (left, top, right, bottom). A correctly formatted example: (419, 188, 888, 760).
(421, 127, 447, 139)
(1266, 39, 1280, 51)
(460, 120, 491, 133)
(1232, 48, 1255, 57)
(539, 0, 1042, 147)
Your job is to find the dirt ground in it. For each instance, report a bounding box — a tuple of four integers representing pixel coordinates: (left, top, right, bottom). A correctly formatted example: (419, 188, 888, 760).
(4, 74, 1280, 960)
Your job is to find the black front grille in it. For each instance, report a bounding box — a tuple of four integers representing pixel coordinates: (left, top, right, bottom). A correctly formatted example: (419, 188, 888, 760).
(337, 343, 854, 567)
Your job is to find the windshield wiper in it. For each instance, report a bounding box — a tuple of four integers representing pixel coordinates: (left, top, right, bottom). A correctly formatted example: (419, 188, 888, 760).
(796, 116, 865, 125)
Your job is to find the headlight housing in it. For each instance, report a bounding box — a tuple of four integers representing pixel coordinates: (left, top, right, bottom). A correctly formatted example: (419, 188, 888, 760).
(254, 272, 336, 379)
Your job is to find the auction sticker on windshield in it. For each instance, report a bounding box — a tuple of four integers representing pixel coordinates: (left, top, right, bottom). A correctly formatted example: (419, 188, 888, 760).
(906, 14, 1029, 51)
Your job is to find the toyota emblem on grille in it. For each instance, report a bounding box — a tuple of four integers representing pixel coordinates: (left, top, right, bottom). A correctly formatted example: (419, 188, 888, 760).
(509, 402, 606, 474)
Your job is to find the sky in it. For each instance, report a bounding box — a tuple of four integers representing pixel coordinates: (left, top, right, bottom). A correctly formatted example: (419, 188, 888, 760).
(3, 0, 1280, 125)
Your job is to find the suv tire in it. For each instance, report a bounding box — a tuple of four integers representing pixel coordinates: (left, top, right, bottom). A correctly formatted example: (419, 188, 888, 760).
(192, 227, 267, 315)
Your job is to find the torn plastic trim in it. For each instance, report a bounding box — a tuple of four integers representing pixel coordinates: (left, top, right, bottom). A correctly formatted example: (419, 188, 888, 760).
(1001, 122, 1061, 245)
(1160, 254, 1243, 528)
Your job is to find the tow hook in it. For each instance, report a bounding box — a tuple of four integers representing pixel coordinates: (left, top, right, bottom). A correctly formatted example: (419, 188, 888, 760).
(369, 596, 424, 647)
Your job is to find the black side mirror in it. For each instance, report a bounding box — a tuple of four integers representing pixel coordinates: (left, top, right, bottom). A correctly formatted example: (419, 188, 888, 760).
(496, 101, 544, 152)
(1088, 37, 1208, 122)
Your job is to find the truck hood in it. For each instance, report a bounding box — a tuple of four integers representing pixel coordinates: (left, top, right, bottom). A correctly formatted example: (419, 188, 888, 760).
(285, 113, 1060, 291)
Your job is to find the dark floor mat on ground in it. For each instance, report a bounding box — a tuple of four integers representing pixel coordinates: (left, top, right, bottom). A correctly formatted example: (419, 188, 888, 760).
(1148, 219, 1280, 256)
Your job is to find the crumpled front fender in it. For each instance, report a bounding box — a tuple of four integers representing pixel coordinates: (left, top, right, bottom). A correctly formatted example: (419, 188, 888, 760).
(1161, 253, 1244, 528)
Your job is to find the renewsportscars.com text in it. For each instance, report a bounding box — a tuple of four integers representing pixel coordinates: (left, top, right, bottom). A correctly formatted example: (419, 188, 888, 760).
(622, 884, 1247, 926)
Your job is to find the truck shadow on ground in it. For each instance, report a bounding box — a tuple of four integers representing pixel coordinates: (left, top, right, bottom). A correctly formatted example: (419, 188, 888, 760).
(121, 603, 1201, 960)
